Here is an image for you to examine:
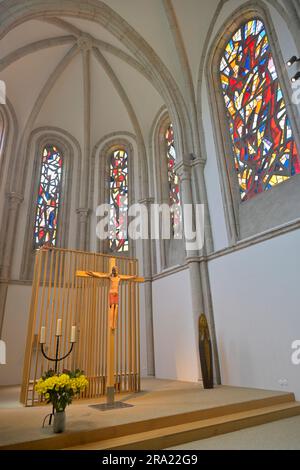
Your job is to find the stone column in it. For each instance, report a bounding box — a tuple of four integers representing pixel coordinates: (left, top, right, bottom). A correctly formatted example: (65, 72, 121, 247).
(1, 192, 24, 279)
(0, 283, 8, 337)
(291, 0, 300, 23)
(191, 157, 214, 255)
(175, 157, 221, 384)
(199, 259, 221, 384)
(193, 156, 221, 382)
(0, 192, 23, 335)
(138, 197, 155, 376)
(77, 35, 92, 251)
(76, 208, 90, 251)
(191, 157, 220, 382)
(175, 158, 205, 381)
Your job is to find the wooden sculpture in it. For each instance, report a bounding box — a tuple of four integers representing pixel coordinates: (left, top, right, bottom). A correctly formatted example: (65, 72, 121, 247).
(76, 258, 144, 403)
(198, 313, 214, 389)
(21, 248, 142, 406)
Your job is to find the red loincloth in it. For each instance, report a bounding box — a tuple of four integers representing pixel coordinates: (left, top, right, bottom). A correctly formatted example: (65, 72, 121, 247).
(109, 292, 119, 305)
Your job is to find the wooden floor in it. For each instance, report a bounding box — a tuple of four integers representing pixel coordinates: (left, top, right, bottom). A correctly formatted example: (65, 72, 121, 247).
(1, 378, 300, 450)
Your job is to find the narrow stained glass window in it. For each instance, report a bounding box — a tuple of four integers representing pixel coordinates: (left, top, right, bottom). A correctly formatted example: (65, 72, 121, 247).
(165, 124, 181, 233)
(220, 19, 300, 201)
(34, 145, 63, 248)
(109, 148, 128, 252)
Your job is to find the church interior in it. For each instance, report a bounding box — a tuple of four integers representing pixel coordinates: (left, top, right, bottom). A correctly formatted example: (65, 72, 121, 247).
(1, 0, 300, 451)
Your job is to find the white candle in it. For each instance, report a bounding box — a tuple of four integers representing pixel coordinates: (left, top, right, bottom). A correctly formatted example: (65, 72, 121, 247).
(56, 318, 62, 336)
(40, 326, 46, 344)
(71, 325, 76, 343)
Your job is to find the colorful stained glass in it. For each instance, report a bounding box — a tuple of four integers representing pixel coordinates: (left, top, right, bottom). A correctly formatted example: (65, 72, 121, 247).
(109, 149, 128, 252)
(34, 145, 63, 247)
(165, 124, 181, 232)
(220, 19, 300, 201)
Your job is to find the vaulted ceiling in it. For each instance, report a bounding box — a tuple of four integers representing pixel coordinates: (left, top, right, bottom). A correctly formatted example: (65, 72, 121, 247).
(0, 0, 222, 151)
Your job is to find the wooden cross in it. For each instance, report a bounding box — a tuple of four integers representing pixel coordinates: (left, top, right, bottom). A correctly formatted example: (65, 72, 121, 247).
(76, 257, 144, 404)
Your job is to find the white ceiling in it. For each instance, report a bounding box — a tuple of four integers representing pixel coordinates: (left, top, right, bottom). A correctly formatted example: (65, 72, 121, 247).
(0, 0, 225, 150)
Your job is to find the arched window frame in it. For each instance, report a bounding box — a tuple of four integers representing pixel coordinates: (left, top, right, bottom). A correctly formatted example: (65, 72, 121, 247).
(152, 111, 185, 271)
(0, 109, 6, 181)
(21, 132, 74, 279)
(207, 5, 300, 243)
(98, 138, 134, 258)
(0, 101, 18, 280)
(0, 105, 12, 187)
(33, 144, 64, 249)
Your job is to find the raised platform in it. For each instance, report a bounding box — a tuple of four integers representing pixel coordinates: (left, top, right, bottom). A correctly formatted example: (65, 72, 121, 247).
(1, 378, 300, 450)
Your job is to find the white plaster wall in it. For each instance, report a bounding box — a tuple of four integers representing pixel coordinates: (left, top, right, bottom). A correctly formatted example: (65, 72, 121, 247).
(0, 19, 67, 58)
(202, 84, 228, 251)
(102, 0, 187, 103)
(202, 0, 300, 250)
(209, 229, 300, 399)
(103, 53, 163, 142)
(1, 46, 71, 134)
(0, 280, 149, 386)
(36, 53, 84, 148)
(0, 109, 15, 225)
(201, 2, 300, 402)
(0, 285, 32, 385)
(139, 283, 148, 377)
(172, 0, 219, 90)
(152, 268, 199, 383)
(10, 139, 37, 279)
(90, 54, 136, 148)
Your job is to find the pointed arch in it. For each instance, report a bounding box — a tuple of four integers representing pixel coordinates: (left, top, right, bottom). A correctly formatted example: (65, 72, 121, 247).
(93, 136, 135, 257)
(207, 3, 300, 242)
(151, 110, 185, 271)
(220, 18, 300, 201)
(0, 0, 194, 161)
(21, 128, 78, 279)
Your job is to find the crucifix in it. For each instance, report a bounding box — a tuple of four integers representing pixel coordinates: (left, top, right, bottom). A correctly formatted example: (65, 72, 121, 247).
(76, 257, 144, 406)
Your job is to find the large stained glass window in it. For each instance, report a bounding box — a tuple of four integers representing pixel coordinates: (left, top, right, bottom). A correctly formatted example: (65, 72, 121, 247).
(220, 19, 300, 201)
(109, 148, 128, 252)
(34, 145, 63, 248)
(165, 124, 181, 234)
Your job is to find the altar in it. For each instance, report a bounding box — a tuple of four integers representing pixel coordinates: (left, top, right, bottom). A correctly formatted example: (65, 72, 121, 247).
(20, 247, 142, 406)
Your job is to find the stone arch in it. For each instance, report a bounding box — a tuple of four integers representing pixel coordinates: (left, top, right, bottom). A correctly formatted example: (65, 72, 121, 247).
(150, 109, 185, 271)
(197, 0, 300, 182)
(0, 0, 193, 161)
(0, 99, 18, 189)
(205, 1, 300, 243)
(92, 135, 135, 257)
(20, 127, 79, 279)
(0, 99, 19, 279)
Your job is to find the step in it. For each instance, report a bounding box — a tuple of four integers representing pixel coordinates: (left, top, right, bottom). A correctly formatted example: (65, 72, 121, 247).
(1, 392, 297, 450)
(66, 402, 300, 450)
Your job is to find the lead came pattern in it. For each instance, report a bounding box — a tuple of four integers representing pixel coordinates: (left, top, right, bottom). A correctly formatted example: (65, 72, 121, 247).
(34, 145, 63, 247)
(220, 19, 300, 201)
(109, 149, 129, 252)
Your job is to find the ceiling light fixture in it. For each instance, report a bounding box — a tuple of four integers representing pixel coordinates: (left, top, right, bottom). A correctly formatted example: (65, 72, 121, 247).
(291, 71, 300, 83)
(287, 56, 300, 67)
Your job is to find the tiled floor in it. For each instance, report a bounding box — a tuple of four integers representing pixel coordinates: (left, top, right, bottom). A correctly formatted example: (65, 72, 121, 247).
(169, 415, 300, 450)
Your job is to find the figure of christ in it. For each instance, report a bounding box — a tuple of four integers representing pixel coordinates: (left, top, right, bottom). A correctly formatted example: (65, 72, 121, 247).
(76, 266, 144, 331)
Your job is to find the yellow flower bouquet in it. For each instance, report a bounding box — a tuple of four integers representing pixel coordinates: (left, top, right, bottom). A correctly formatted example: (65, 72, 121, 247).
(35, 369, 88, 412)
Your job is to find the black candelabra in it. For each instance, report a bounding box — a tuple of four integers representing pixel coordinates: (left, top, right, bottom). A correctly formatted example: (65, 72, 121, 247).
(40, 320, 76, 426)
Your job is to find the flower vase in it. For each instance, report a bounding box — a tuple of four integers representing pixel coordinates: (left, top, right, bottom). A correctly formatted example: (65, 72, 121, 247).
(53, 410, 66, 433)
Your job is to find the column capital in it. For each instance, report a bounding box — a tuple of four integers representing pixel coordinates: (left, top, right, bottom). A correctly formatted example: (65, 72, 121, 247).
(174, 156, 192, 181)
(6, 192, 24, 209)
(77, 34, 93, 51)
(138, 197, 155, 205)
(76, 208, 90, 221)
(191, 157, 207, 169)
